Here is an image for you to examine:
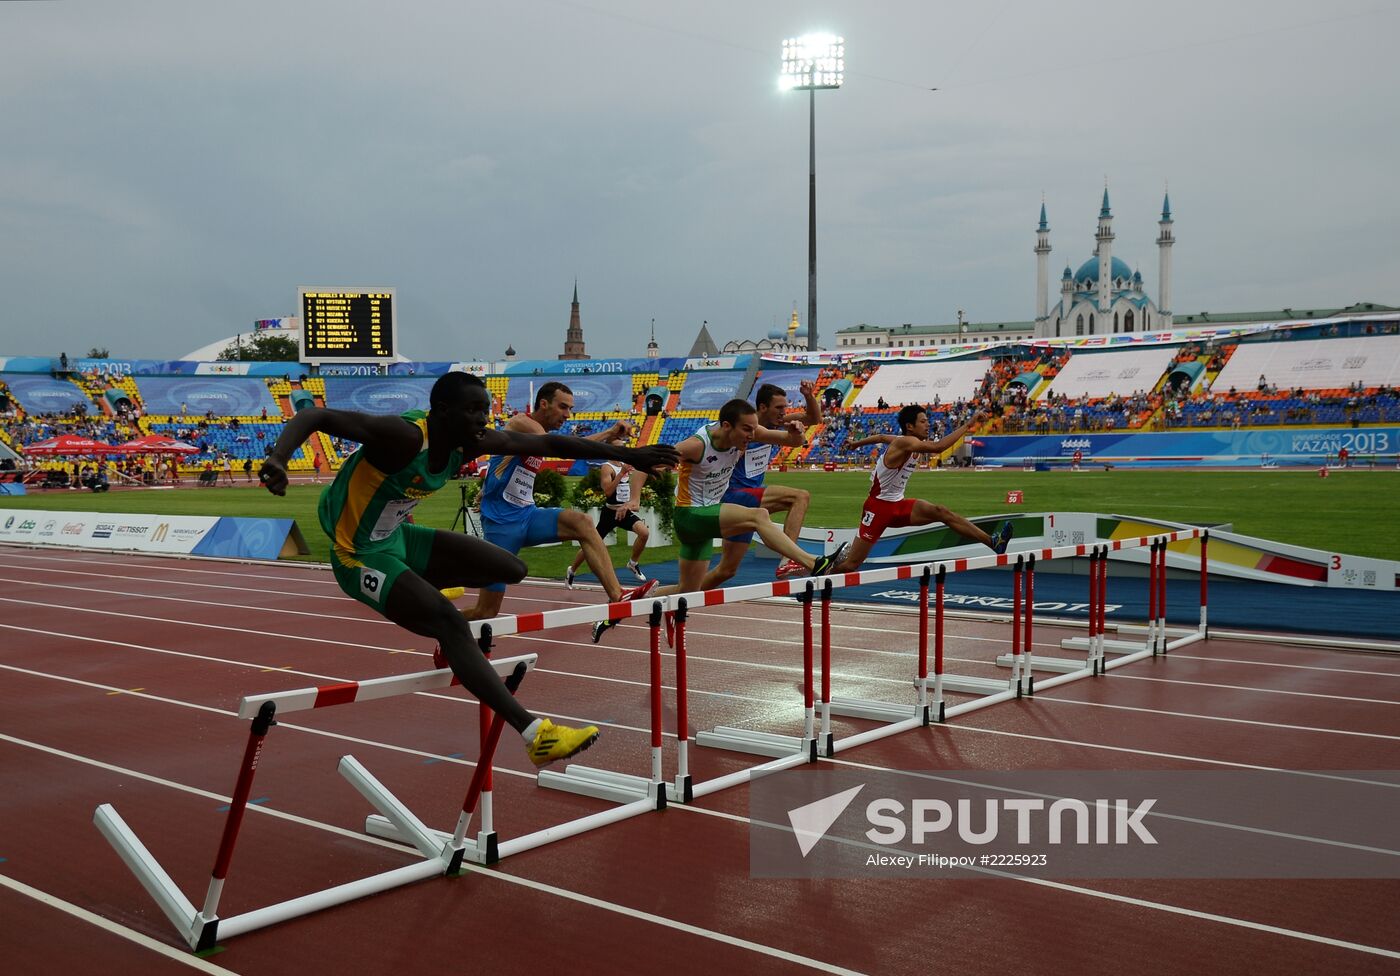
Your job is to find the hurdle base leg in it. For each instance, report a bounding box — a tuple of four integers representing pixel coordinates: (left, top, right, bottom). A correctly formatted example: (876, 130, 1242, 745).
(696, 726, 809, 759)
(1060, 637, 1148, 654)
(825, 695, 921, 724)
(938, 674, 1014, 695)
(93, 804, 199, 948)
(666, 774, 694, 804)
(365, 816, 495, 864)
(537, 765, 662, 806)
(996, 653, 1087, 674)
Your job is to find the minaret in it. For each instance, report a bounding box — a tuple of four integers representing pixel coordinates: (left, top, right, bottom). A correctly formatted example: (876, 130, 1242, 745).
(559, 279, 587, 360)
(1157, 189, 1174, 328)
(1060, 264, 1074, 315)
(1035, 200, 1052, 326)
(646, 318, 659, 359)
(1095, 186, 1115, 327)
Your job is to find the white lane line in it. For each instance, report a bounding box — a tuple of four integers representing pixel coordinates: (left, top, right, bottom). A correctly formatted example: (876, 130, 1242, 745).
(670, 802, 1400, 962)
(826, 756, 1400, 857)
(1105, 673, 1400, 706)
(0, 576, 397, 624)
(1169, 653, 1400, 678)
(0, 734, 868, 976)
(0, 874, 241, 974)
(932, 723, 1400, 790)
(0, 619, 798, 717)
(0, 587, 1004, 691)
(0, 549, 336, 583)
(0, 564, 352, 601)
(0, 596, 411, 653)
(1034, 696, 1400, 741)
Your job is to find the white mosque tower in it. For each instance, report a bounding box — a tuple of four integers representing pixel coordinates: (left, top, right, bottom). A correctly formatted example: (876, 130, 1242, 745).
(1034, 187, 1170, 339)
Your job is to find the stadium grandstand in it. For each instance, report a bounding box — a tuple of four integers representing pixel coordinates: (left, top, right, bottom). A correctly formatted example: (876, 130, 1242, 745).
(3, 312, 1400, 488)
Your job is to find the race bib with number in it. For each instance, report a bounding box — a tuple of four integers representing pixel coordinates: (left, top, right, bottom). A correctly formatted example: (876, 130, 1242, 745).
(369, 499, 418, 542)
(360, 567, 388, 602)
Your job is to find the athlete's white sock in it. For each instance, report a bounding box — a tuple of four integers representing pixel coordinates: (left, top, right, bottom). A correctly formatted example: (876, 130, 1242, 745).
(521, 718, 543, 742)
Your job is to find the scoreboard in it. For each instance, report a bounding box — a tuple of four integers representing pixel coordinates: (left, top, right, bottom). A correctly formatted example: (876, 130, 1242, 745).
(298, 287, 397, 364)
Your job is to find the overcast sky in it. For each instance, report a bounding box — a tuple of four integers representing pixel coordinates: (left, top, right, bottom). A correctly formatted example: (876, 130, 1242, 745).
(3, 0, 1396, 362)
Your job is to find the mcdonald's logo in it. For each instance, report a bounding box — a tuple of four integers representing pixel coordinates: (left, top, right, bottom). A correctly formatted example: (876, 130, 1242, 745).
(152, 523, 170, 543)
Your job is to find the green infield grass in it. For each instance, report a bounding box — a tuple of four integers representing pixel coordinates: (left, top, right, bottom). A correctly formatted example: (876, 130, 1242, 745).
(3, 468, 1397, 577)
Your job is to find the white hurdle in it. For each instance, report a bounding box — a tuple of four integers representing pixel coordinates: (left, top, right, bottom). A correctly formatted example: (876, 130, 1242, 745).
(94, 654, 536, 951)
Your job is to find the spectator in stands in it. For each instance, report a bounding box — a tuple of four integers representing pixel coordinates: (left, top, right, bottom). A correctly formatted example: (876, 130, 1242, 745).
(257, 371, 678, 768)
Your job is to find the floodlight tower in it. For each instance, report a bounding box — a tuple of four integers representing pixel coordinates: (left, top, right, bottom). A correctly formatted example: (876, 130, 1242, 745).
(780, 33, 843, 353)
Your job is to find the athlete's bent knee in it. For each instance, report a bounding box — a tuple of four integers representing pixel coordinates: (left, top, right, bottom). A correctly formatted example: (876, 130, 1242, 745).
(505, 553, 527, 583)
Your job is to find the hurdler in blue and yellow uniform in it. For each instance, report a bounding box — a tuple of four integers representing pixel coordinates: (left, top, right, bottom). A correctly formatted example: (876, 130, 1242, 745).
(477, 450, 558, 594)
(320, 409, 463, 609)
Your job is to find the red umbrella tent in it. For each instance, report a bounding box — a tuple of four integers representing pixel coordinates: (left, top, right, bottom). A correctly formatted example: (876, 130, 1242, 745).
(114, 435, 199, 455)
(22, 434, 120, 456)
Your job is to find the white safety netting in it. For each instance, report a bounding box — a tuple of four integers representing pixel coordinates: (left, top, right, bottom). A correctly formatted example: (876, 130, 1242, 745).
(853, 360, 989, 408)
(1212, 335, 1400, 391)
(1045, 347, 1177, 399)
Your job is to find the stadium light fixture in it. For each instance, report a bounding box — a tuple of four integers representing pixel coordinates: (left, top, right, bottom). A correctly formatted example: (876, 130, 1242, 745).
(780, 33, 843, 353)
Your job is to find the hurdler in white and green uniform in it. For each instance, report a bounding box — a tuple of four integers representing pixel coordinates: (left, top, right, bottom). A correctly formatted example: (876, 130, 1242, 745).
(319, 409, 462, 609)
(650, 398, 846, 624)
(672, 423, 741, 562)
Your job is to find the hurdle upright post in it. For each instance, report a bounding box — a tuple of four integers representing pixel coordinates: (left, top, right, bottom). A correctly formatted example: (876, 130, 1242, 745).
(819, 578, 834, 757)
(798, 580, 817, 761)
(1012, 555, 1023, 696)
(1157, 538, 1169, 654)
(1199, 530, 1210, 637)
(648, 602, 665, 805)
(450, 661, 529, 871)
(932, 565, 946, 723)
(1088, 547, 1098, 673)
(1023, 554, 1036, 695)
(671, 598, 692, 803)
(476, 624, 496, 844)
(191, 700, 278, 950)
(1098, 545, 1109, 675)
(916, 565, 931, 724)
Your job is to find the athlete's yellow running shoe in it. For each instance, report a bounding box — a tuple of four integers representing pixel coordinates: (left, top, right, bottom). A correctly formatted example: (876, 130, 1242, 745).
(440, 587, 466, 600)
(527, 718, 600, 768)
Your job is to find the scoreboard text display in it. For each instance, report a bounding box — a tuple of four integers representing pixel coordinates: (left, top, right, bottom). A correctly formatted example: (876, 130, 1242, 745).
(298, 288, 397, 363)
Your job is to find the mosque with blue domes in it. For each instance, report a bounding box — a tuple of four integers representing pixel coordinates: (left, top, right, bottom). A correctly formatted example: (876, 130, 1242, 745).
(1034, 187, 1174, 339)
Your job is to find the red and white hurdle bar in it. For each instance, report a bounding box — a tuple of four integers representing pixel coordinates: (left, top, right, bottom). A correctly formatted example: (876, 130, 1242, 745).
(679, 530, 1203, 791)
(94, 653, 536, 950)
(1047, 530, 1210, 667)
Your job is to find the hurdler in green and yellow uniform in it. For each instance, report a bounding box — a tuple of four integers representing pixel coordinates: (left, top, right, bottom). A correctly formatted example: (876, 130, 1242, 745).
(259, 372, 679, 768)
(319, 409, 463, 610)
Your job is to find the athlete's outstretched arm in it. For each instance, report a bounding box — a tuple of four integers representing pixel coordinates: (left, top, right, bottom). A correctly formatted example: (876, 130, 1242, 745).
(478, 428, 678, 475)
(905, 412, 989, 455)
(754, 420, 806, 447)
(260, 407, 420, 495)
(784, 379, 823, 426)
(848, 433, 896, 449)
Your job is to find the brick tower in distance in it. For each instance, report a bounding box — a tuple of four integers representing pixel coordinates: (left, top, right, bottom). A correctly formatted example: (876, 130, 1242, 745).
(559, 280, 587, 360)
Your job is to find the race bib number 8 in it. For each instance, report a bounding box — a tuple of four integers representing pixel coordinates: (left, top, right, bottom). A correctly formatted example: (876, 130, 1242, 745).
(360, 568, 387, 602)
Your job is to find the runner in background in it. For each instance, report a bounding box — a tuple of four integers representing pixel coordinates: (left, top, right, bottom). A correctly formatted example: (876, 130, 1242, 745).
(831, 404, 1012, 574)
(565, 432, 650, 588)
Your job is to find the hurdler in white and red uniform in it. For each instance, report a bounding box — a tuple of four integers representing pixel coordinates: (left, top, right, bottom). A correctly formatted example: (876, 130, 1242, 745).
(834, 403, 1013, 574)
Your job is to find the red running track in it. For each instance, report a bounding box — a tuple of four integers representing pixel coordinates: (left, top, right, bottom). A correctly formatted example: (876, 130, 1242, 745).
(1, 544, 1399, 976)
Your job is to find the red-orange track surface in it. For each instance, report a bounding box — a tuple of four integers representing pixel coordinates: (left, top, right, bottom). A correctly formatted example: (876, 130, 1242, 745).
(1, 544, 1398, 975)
